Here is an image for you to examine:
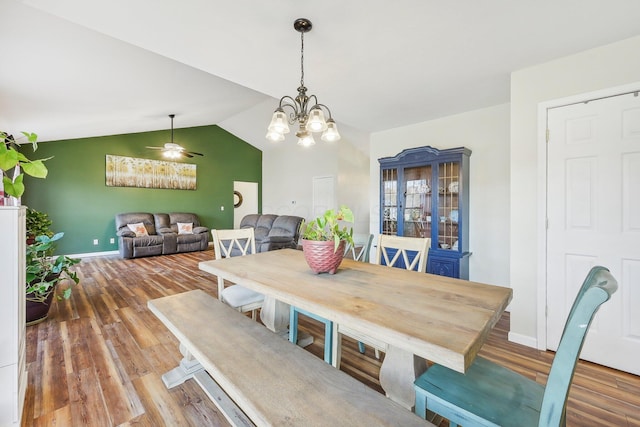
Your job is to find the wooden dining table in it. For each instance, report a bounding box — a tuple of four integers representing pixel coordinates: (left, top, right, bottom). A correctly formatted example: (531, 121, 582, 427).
(199, 248, 512, 409)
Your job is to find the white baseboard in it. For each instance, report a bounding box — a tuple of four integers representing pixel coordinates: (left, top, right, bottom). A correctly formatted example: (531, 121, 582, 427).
(67, 250, 119, 258)
(508, 331, 538, 349)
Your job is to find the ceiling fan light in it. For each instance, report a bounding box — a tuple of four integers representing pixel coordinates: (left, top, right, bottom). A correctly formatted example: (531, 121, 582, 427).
(321, 119, 341, 142)
(306, 108, 327, 132)
(163, 148, 181, 159)
(265, 130, 285, 142)
(267, 109, 290, 134)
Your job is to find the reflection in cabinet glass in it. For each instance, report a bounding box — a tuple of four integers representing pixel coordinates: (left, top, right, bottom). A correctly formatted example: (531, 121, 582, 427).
(379, 146, 471, 279)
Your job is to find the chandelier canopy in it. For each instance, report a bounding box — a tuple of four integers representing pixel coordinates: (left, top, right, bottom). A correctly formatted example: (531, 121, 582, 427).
(266, 18, 340, 147)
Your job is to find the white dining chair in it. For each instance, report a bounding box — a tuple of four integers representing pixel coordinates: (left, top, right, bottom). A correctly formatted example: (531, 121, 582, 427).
(211, 228, 264, 320)
(331, 234, 430, 368)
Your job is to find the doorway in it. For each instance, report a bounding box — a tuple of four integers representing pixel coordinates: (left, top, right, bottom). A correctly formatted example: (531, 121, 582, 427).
(233, 181, 258, 229)
(312, 176, 336, 218)
(544, 89, 640, 375)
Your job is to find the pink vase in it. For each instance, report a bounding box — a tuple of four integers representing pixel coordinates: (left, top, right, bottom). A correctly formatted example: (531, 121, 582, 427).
(301, 239, 346, 274)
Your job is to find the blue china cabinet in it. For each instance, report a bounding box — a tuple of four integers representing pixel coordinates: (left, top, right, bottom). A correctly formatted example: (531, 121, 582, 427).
(379, 146, 471, 279)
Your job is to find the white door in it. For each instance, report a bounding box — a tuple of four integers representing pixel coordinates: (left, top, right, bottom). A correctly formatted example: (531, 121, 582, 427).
(546, 91, 640, 375)
(233, 181, 258, 229)
(312, 176, 335, 218)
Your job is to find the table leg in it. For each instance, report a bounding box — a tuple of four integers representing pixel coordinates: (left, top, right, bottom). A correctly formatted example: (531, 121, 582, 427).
(259, 295, 290, 337)
(379, 345, 427, 410)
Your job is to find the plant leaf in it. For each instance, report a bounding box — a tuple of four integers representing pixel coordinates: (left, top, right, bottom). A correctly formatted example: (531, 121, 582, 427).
(3, 174, 25, 197)
(0, 146, 19, 170)
(21, 131, 39, 149)
(21, 159, 49, 178)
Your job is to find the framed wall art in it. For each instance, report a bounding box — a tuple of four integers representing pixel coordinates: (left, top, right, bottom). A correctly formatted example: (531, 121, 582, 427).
(105, 155, 197, 190)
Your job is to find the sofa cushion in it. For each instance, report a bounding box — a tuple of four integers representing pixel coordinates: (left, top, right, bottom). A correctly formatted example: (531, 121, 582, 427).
(239, 214, 260, 229)
(154, 213, 171, 232)
(269, 216, 303, 239)
(177, 222, 193, 234)
(193, 226, 208, 234)
(127, 222, 149, 237)
(253, 214, 278, 243)
(116, 212, 157, 236)
(170, 212, 202, 227)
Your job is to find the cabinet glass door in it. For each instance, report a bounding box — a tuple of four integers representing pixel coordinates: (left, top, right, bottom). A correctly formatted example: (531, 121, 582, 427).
(381, 168, 398, 235)
(403, 165, 432, 238)
(437, 161, 460, 250)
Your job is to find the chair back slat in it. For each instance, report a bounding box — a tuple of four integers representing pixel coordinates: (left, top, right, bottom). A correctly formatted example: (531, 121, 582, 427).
(345, 234, 374, 263)
(375, 234, 430, 272)
(211, 228, 257, 298)
(212, 228, 256, 259)
(539, 266, 618, 426)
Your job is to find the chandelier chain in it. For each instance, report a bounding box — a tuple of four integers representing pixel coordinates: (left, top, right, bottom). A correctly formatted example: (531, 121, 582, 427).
(300, 31, 305, 88)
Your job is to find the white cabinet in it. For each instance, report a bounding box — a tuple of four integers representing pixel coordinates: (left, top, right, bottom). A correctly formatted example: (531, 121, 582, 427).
(0, 207, 27, 426)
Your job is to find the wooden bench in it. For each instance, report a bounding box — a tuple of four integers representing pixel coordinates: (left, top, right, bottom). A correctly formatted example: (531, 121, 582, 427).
(148, 289, 431, 426)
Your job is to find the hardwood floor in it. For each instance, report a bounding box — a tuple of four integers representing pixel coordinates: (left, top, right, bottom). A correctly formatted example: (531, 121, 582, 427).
(22, 250, 640, 426)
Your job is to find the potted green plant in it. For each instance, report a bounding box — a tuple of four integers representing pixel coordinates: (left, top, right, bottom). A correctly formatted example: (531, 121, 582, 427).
(300, 206, 355, 274)
(0, 131, 49, 204)
(26, 207, 53, 244)
(25, 232, 80, 325)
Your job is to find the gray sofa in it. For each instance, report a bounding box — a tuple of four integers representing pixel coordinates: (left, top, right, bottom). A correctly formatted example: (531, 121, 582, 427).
(115, 212, 208, 259)
(239, 214, 304, 252)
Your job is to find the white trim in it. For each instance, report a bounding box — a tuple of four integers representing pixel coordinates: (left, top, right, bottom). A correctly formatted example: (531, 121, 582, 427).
(67, 250, 119, 258)
(536, 102, 549, 350)
(536, 81, 640, 352)
(508, 331, 538, 349)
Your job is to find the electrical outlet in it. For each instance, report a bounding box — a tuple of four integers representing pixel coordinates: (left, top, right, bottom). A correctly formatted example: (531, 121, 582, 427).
(110, 238, 115, 244)
(93, 239, 99, 245)
(221, 206, 224, 211)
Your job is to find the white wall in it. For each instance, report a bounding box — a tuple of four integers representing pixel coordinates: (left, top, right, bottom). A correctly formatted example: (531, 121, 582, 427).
(262, 134, 370, 233)
(509, 35, 640, 346)
(370, 104, 511, 287)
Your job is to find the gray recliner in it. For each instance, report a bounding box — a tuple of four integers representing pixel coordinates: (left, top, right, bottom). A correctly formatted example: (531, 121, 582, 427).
(154, 212, 209, 254)
(239, 214, 303, 253)
(115, 212, 164, 258)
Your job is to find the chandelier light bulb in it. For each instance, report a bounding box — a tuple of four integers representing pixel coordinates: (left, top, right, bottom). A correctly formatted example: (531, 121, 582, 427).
(306, 108, 327, 132)
(265, 130, 285, 142)
(296, 128, 316, 147)
(321, 119, 341, 142)
(267, 110, 290, 134)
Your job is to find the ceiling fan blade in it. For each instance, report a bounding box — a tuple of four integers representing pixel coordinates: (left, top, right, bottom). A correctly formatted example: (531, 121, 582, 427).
(146, 146, 165, 150)
(186, 151, 204, 156)
(182, 152, 194, 158)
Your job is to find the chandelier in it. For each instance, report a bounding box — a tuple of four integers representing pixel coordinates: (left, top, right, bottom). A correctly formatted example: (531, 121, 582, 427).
(266, 18, 341, 147)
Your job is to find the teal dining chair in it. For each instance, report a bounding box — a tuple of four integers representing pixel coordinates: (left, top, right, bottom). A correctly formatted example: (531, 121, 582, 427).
(289, 233, 374, 364)
(413, 265, 618, 427)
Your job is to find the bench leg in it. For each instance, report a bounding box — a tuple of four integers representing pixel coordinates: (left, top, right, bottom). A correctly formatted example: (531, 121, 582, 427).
(161, 344, 205, 389)
(379, 345, 427, 410)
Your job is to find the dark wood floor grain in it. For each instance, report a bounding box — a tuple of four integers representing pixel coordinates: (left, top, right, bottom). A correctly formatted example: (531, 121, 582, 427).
(21, 250, 640, 426)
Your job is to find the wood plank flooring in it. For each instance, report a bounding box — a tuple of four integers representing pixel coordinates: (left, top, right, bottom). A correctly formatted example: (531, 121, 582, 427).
(21, 250, 640, 426)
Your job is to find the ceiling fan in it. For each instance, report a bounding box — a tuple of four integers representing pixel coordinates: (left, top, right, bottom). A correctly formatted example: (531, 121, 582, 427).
(146, 114, 204, 159)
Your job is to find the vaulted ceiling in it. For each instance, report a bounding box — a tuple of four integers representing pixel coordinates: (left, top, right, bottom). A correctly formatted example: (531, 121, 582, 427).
(2, 0, 640, 151)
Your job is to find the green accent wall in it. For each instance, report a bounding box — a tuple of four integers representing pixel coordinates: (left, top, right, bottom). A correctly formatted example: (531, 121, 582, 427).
(22, 125, 262, 255)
